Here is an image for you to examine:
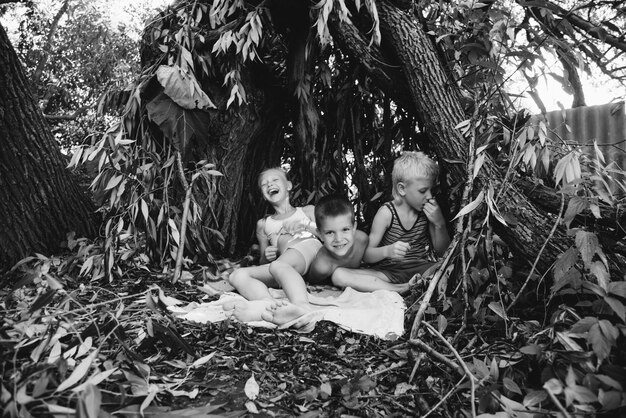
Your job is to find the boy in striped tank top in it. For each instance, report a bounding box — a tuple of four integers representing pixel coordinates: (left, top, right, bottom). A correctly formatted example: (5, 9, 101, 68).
(332, 152, 450, 294)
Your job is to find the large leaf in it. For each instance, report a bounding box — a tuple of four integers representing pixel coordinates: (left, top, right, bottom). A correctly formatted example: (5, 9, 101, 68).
(575, 230, 599, 270)
(56, 351, 98, 393)
(146, 91, 212, 153)
(588, 323, 613, 363)
(453, 190, 485, 220)
(156, 65, 216, 110)
(562, 196, 587, 228)
(553, 246, 578, 281)
(29, 289, 57, 313)
(608, 282, 626, 299)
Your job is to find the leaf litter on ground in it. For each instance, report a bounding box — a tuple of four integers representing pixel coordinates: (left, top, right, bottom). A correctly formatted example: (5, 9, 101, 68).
(3, 252, 625, 417)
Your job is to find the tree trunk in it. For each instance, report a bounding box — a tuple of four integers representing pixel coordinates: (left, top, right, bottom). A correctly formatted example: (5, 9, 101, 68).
(199, 82, 286, 255)
(332, 1, 572, 271)
(0, 22, 96, 269)
(516, 178, 626, 239)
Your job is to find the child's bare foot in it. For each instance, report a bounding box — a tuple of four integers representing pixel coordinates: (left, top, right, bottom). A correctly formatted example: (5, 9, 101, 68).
(223, 300, 273, 322)
(261, 299, 311, 326)
(398, 274, 422, 296)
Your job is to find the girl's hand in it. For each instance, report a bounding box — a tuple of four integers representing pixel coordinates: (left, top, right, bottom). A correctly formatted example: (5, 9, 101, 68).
(423, 198, 445, 227)
(283, 218, 312, 235)
(387, 241, 410, 259)
(264, 245, 278, 262)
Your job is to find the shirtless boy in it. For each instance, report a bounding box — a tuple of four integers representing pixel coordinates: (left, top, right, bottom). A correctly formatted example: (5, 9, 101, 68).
(262, 194, 369, 325)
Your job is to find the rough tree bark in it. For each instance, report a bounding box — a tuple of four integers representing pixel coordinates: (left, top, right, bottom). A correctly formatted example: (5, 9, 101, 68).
(331, 1, 572, 271)
(0, 22, 96, 269)
(516, 178, 626, 237)
(284, 2, 323, 194)
(197, 75, 286, 254)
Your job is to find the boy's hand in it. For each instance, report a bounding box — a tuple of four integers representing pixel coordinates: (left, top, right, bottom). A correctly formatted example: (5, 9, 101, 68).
(386, 241, 410, 259)
(423, 198, 445, 227)
(265, 245, 278, 262)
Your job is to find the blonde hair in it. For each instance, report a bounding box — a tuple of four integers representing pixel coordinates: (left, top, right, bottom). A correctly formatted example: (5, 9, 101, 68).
(257, 167, 288, 189)
(391, 152, 439, 199)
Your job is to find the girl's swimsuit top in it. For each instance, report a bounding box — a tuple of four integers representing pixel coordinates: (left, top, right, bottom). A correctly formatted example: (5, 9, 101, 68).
(264, 207, 316, 247)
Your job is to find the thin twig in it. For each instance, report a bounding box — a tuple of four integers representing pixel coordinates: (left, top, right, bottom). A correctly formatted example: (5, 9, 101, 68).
(173, 150, 192, 284)
(545, 385, 572, 418)
(381, 342, 408, 355)
(507, 192, 565, 311)
(173, 183, 193, 284)
(490, 226, 510, 337)
(422, 376, 467, 418)
(408, 351, 426, 383)
(460, 110, 479, 328)
(370, 360, 407, 377)
(459, 335, 478, 354)
(410, 239, 459, 339)
(423, 321, 477, 418)
(408, 338, 464, 376)
(460, 213, 470, 329)
(452, 324, 466, 346)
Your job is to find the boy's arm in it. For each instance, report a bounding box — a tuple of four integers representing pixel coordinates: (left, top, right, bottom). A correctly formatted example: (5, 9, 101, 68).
(363, 206, 394, 264)
(429, 222, 450, 255)
(353, 231, 369, 265)
(423, 200, 450, 255)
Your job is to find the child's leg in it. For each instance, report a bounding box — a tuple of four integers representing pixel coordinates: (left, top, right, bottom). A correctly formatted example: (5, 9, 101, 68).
(260, 246, 320, 325)
(227, 264, 275, 301)
(332, 267, 413, 293)
(268, 248, 310, 306)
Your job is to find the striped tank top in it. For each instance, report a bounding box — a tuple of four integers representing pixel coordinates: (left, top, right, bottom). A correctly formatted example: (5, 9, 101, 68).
(375, 202, 431, 269)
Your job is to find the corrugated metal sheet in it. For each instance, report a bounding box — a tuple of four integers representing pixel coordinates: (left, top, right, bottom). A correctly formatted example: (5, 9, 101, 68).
(531, 102, 626, 195)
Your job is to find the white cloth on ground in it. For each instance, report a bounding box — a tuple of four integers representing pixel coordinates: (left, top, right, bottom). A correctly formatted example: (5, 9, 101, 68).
(169, 287, 405, 340)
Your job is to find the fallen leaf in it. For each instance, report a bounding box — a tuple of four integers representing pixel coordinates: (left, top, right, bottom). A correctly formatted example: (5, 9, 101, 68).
(245, 373, 259, 400)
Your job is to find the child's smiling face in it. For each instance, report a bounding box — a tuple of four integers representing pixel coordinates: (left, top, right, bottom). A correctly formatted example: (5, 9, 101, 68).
(259, 169, 291, 203)
(317, 213, 356, 258)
